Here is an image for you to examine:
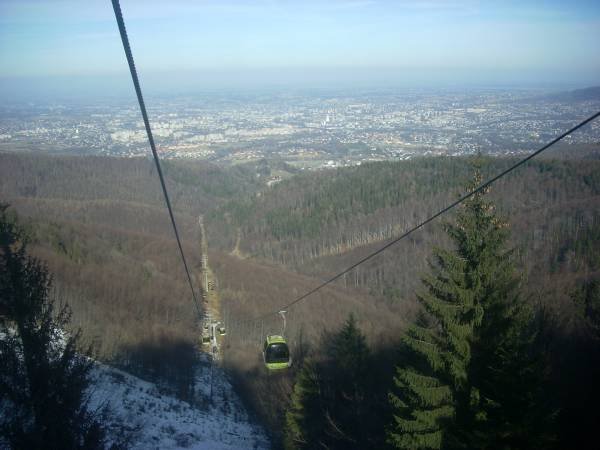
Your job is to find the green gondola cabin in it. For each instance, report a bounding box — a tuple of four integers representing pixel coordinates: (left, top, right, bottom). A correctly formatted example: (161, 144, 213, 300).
(263, 335, 292, 370)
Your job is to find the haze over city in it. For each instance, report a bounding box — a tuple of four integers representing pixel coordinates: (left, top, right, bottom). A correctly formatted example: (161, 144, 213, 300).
(1, 1, 600, 166)
(1, 0, 600, 99)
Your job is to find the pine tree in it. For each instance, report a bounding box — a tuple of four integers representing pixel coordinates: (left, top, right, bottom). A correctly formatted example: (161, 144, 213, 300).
(388, 164, 554, 449)
(462, 172, 556, 449)
(0, 204, 106, 449)
(387, 239, 482, 449)
(324, 314, 372, 447)
(284, 359, 323, 450)
(387, 170, 492, 450)
(284, 315, 376, 450)
(470, 306, 555, 449)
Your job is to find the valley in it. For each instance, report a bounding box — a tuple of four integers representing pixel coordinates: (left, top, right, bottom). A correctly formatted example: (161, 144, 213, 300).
(1, 148, 600, 448)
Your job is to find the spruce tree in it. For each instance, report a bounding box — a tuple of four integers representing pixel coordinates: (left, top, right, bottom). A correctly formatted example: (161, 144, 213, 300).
(0, 205, 106, 449)
(284, 359, 323, 450)
(388, 165, 554, 449)
(462, 172, 556, 449)
(387, 235, 482, 449)
(284, 315, 375, 450)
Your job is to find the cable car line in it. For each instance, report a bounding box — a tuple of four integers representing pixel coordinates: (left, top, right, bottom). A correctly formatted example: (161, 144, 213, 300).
(111, 0, 202, 319)
(245, 109, 600, 323)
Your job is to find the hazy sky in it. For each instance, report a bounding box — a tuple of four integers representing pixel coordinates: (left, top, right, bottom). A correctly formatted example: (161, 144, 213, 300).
(1, 0, 599, 96)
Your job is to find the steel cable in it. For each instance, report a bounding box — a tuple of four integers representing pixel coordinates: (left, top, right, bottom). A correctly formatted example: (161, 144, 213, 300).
(111, 0, 202, 319)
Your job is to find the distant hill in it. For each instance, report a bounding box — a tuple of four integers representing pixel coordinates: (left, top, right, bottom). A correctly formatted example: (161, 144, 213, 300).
(546, 86, 600, 102)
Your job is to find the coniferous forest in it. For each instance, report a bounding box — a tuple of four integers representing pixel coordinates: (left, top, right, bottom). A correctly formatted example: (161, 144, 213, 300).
(1, 150, 600, 449)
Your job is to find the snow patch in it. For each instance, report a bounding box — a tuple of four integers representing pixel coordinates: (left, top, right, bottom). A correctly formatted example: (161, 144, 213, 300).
(87, 357, 269, 450)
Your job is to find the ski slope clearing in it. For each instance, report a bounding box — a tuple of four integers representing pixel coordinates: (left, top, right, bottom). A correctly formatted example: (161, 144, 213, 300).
(88, 358, 269, 450)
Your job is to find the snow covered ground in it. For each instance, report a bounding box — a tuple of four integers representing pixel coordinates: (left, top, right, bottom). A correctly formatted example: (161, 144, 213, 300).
(87, 356, 270, 450)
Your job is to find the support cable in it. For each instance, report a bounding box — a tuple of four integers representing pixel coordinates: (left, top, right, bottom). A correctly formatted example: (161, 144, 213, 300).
(110, 0, 202, 319)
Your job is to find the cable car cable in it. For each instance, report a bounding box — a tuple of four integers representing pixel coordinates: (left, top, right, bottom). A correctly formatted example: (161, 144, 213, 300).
(110, 0, 202, 319)
(246, 109, 600, 323)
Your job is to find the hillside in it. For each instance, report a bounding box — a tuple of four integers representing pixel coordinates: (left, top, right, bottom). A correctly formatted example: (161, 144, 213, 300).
(0, 152, 392, 445)
(205, 155, 600, 311)
(0, 153, 264, 240)
(2, 150, 600, 447)
(0, 153, 299, 357)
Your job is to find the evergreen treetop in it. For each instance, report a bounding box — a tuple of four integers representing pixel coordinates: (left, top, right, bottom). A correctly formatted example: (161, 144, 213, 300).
(389, 162, 554, 450)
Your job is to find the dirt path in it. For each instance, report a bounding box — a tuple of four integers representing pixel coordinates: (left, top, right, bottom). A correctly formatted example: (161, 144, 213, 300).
(230, 227, 247, 260)
(198, 216, 224, 359)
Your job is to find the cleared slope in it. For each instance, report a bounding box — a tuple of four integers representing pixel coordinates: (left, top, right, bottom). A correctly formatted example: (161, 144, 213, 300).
(89, 356, 269, 450)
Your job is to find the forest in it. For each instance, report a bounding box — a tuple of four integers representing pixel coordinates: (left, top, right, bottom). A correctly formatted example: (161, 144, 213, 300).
(1, 147, 599, 449)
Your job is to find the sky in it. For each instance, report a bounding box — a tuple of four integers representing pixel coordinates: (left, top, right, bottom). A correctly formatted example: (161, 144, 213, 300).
(1, 0, 599, 98)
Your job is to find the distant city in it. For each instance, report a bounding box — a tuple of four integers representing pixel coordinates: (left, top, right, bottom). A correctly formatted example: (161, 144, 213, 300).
(1, 87, 598, 170)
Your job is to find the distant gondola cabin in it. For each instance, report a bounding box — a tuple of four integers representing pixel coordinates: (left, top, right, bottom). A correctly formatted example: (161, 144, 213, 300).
(263, 335, 291, 370)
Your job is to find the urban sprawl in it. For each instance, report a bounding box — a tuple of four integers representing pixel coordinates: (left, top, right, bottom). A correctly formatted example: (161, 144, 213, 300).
(1, 88, 598, 170)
